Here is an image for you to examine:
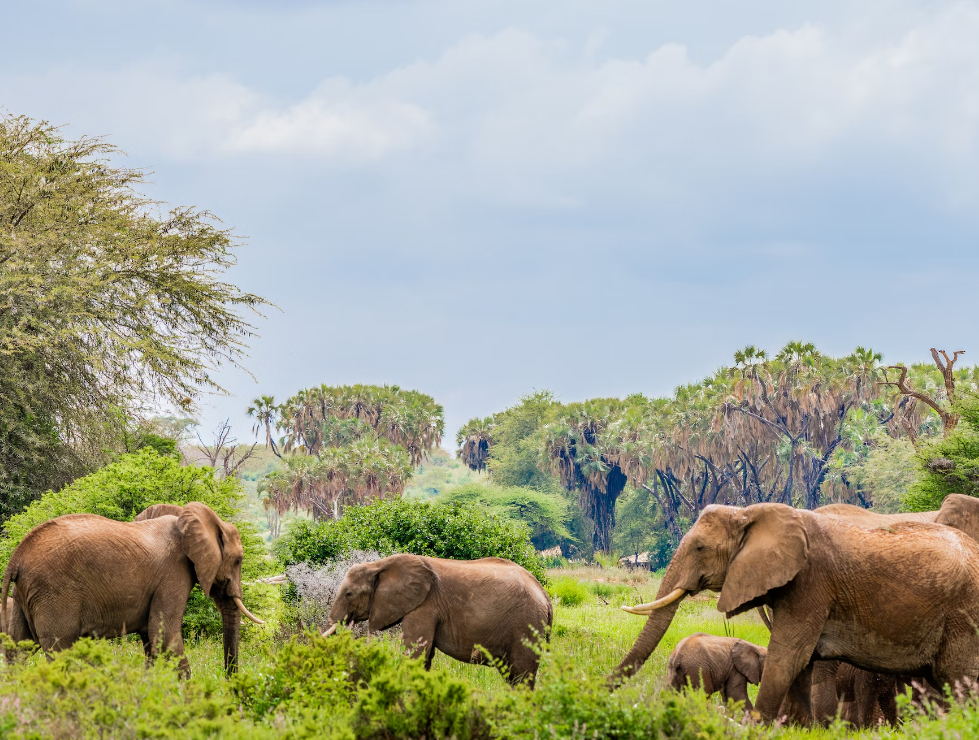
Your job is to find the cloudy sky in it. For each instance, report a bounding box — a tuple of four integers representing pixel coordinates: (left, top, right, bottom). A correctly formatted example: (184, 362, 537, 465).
(5, 0, 979, 446)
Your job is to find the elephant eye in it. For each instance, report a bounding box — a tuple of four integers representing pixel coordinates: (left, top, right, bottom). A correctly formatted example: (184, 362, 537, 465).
(696, 544, 705, 551)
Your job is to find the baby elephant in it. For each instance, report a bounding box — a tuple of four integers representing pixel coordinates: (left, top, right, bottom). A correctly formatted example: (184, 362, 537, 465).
(667, 633, 766, 710)
(323, 554, 552, 687)
(811, 660, 900, 728)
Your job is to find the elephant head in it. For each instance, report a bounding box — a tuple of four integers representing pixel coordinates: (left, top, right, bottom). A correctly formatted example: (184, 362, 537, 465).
(610, 503, 808, 686)
(323, 554, 434, 636)
(135, 502, 263, 674)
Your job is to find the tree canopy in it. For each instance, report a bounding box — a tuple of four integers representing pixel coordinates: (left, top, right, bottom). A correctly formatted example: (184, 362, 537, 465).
(458, 342, 978, 554)
(259, 384, 444, 520)
(0, 114, 267, 517)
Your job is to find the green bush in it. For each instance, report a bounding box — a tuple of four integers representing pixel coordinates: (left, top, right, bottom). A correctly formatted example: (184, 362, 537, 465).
(233, 629, 491, 739)
(276, 498, 547, 583)
(548, 577, 589, 607)
(905, 393, 979, 512)
(0, 447, 277, 636)
(435, 482, 573, 550)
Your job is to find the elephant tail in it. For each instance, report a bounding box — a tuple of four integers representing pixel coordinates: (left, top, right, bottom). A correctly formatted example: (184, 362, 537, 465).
(1, 559, 18, 635)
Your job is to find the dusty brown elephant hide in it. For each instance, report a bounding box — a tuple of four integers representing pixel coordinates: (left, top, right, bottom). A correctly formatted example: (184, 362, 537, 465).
(0, 502, 262, 676)
(324, 553, 552, 687)
(610, 503, 979, 723)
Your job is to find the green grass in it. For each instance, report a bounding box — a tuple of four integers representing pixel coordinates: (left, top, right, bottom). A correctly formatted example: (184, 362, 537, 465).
(0, 564, 960, 738)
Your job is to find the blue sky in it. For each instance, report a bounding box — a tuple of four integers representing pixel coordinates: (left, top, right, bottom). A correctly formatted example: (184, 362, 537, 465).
(5, 0, 979, 447)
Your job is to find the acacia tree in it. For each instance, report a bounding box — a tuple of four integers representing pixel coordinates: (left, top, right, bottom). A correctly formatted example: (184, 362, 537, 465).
(880, 349, 978, 444)
(0, 114, 267, 518)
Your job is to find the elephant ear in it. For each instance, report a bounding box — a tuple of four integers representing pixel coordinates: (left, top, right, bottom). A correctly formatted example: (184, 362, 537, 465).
(717, 504, 809, 615)
(177, 502, 224, 596)
(731, 640, 766, 685)
(134, 503, 185, 522)
(369, 555, 435, 632)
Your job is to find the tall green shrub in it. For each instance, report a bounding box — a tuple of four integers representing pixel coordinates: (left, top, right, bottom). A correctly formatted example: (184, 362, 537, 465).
(0, 447, 275, 634)
(276, 499, 547, 583)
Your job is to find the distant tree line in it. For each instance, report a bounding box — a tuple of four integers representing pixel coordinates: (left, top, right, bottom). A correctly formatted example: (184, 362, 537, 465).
(457, 343, 978, 557)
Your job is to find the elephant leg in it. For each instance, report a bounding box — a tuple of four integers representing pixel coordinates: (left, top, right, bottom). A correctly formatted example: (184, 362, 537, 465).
(147, 597, 189, 677)
(810, 660, 841, 726)
(506, 642, 541, 689)
(754, 634, 818, 724)
(722, 671, 752, 711)
(877, 679, 899, 727)
(400, 612, 436, 669)
(853, 670, 883, 728)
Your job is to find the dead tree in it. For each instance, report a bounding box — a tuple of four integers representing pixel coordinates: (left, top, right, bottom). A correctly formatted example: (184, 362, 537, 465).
(880, 348, 965, 444)
(197, 419, 259, 478)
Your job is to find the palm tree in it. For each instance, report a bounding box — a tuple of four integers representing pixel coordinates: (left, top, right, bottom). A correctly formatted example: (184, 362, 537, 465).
(246, 395, 281, 457)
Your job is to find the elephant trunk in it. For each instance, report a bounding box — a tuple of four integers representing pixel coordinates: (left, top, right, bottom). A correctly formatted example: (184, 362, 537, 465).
(217, 596, 241, 675)
(608, 564, 687, 689)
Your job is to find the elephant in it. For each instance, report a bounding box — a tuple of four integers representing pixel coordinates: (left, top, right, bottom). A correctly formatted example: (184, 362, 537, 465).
(323, 553, 552, 687)
(0, 502, 263, 676)
(666, 633, 766, 710)
(810, 659, 899, 728)
(816, 494, 979, 540)
(610, 503, 979, 722)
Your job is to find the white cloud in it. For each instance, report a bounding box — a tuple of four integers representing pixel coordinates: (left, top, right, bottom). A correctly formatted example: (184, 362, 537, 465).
(226, 78, 433, 160)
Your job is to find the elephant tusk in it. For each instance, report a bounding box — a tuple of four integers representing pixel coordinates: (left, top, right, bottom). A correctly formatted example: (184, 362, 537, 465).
(322, 623, 337, 637)
(234, 597, 265, 625)
(620, 588, 687, 615)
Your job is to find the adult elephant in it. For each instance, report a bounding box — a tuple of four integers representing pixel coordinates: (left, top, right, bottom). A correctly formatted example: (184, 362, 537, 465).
(609, 503, 979, 722)
(816, 494, 979, 539)
(0, 502, 263, 675)
(323, 553, 552, 687)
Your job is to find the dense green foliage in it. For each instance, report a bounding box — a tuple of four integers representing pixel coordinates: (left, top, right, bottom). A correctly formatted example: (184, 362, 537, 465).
(436, 481, 572, 550)
(904, 393, 979, 512)
(276, 498, 547, 582)
(0, 448, 276, 634)
(459, 344, 979, 556)
(0, 115, 267, 519)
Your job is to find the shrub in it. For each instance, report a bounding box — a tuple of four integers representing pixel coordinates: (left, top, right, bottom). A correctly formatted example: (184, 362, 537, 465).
(435, 482, 573, 550)
(276, 499, 547, 583)
(0, 447, 277, 635)
(233, 629, 491, 739)
(905, 393, 979, 512)
(286, 551, 384, 630)
(548, 577, 589, 607)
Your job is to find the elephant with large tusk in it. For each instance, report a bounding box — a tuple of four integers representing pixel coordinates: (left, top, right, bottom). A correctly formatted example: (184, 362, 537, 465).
(610, 503, 979, 723)
(0, 502, 262, 676)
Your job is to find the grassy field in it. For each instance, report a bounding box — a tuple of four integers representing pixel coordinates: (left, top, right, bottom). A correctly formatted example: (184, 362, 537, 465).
(3, 557, 963, 736)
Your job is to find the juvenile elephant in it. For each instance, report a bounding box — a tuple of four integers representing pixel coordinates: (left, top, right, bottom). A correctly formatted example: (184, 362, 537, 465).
(323, 554, 552, 687)
(0, 502, 263, 675)
(810, 660, 899, 728)
(667, 633, 766, 710)
(610, 503, 979, 723)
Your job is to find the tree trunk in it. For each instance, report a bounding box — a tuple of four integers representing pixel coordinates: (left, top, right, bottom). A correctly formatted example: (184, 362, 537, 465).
(583, 464, 627, 553)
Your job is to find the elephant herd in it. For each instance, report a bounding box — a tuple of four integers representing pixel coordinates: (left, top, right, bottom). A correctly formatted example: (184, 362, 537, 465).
(614, 494, 979, 726)
(0, 502, 264, 675)
(5, 493, 979, 729)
